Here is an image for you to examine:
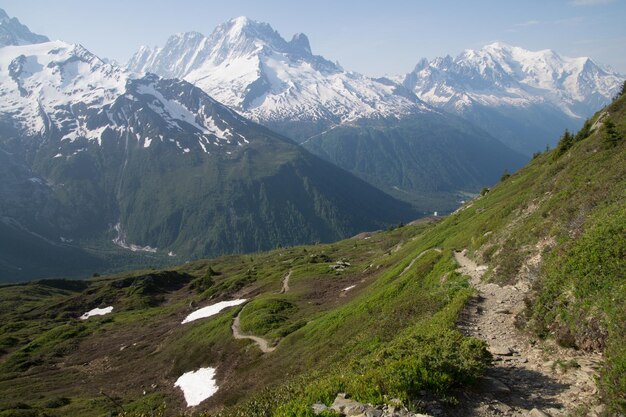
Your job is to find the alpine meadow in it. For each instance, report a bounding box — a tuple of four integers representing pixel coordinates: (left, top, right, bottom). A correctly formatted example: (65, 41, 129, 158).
(0, 3, 624, 417)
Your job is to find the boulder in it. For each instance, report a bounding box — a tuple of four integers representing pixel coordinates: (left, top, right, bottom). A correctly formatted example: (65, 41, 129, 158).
(331, 393, 367, 416)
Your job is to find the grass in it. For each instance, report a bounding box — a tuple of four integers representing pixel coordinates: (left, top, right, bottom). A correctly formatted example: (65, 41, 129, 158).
(0, 219, 486, 417)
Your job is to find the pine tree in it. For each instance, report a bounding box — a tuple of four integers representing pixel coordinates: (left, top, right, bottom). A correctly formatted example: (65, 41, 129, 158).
(554, 129, 575, 158)
(604, 120, 621, 147)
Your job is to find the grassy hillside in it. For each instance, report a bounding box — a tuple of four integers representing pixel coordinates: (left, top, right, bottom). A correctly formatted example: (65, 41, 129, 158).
(0, 92, 623, 416)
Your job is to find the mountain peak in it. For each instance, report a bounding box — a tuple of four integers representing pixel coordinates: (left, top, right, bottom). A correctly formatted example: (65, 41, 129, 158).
(289, 33, 311, 55)
(218, 17, 313, 57)
(412, 57, 430, 72)
(483, 41, 513, 51)
(219, 16, 282, 43)
(227, 15, 252, 30)
(0, 8, 50, 47)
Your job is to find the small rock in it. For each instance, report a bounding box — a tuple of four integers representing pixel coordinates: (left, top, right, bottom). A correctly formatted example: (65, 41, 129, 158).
(496, 402, 512, 412)
(388, 398, 403, 407)
(331, 393, 366, 416)
(312, 402, 328, 415)
(546, 407, 563, 416)
(364, 407, 383, 417)
(489, 346, 513, 356)
(528, 408, 551, 417)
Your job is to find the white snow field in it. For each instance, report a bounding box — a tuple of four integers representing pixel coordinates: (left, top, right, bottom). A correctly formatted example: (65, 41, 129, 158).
(174, 367, 219, 407)
(80, 306, 114, 320)
(182, 299, 247, 324)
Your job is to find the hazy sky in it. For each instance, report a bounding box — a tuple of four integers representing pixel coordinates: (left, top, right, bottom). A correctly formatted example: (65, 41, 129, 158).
(1, 0, 625, 76)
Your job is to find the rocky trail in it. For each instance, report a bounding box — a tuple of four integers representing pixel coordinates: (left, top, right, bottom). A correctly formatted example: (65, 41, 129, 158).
(450, 250, 604, 417)
(279, 270, 292, 294)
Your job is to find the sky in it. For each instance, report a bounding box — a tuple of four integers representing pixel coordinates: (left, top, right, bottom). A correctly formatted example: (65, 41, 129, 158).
(1, 0, 625, 76)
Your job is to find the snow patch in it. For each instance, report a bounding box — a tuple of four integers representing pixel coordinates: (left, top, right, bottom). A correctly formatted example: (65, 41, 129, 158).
(182, 299, 247, 324)
(175, 367, 219, 407)
(80, 306, 113, 320)
(137, 83, 211, 134)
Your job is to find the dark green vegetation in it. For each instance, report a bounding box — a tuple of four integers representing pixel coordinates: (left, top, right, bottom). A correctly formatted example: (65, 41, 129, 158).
(0, 76, 417, 283)
(1, 92, 624, 417)
(287, 114, 527, 212)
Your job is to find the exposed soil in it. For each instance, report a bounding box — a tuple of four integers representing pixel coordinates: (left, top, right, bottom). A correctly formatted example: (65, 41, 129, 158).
(279, 270, 292, 294)
(448, 250, 604, 417)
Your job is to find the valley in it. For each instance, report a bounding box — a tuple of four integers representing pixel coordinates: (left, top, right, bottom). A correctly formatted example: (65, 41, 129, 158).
(0, 6, 624, 417)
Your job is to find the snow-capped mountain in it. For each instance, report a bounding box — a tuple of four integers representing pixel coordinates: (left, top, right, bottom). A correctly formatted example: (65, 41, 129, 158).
(0, 10, 419, 280)
(400, 42, 624, 154)
(0, 8, 49, 47)
(0, 41, 126, 139)
(0, 39, 258, 156)
(127, 16, 426, 133)
(127, 17, 527, 211)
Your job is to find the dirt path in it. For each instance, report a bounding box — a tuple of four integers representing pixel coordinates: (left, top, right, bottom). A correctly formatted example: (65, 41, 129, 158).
(279, 270, 292, 294)
(231, 270, 292, 353)
(232, 311, 276, 353)
(451, 250, 604, 417)
(400, 247, 442, 276)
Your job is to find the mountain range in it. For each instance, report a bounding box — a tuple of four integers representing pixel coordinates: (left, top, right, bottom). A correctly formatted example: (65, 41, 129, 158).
(0, 7, 625, 417)
(0, 7, 49, 47)
(0, 11, 416, 281)
(399, 42, 624, 154)
(0, 10, 623, 282)
(127, 17, 622, 204)
(126, 17, 529, 208)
